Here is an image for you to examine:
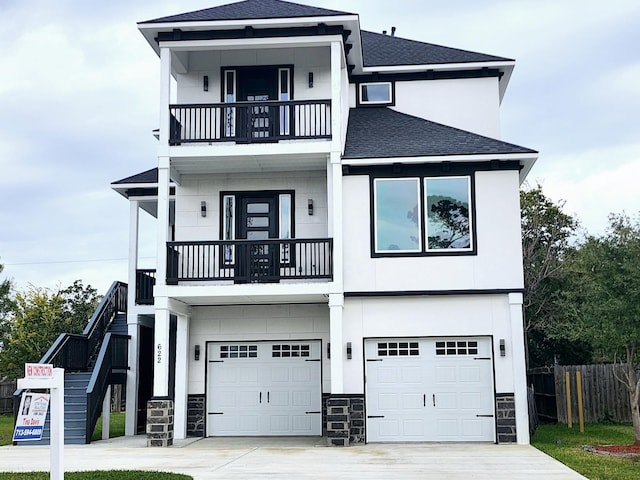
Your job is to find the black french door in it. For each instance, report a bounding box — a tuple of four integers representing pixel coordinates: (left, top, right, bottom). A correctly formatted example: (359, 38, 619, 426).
(237, 67, 278, 140)
(236, 193, 279, 283)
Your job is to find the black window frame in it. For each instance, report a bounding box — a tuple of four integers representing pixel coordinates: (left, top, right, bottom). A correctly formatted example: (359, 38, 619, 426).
(369, 171, 477, 258)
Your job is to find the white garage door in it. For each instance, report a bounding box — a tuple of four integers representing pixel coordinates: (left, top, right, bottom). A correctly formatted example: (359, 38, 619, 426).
(365, 337, 495, 442)
(206, 341, 322, 436)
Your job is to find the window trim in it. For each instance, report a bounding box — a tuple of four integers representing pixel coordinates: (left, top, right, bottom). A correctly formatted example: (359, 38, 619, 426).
(357, 81, 395, 107)
(370, 174, 476, 257)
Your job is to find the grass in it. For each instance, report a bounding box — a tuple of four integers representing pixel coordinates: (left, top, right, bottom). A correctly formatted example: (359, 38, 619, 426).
(532, 423, 639, 480)
(91, 411, 126, 441)
(0, 472, 191, 479)
(0, 415, 14, 446)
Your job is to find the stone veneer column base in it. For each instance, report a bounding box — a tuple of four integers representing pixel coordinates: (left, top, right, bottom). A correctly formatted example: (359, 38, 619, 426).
(496, 393, 517, 443)
(325, 395, 365, 446)
(147, 398, 174, 447)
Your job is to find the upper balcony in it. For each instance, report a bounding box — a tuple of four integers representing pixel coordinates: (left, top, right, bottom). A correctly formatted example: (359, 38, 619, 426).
(169, 99, 331, 145)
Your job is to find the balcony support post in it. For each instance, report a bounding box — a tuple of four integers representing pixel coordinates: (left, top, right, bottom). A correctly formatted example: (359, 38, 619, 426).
(125, 200, 140, 436)
(173, 311, 190, 440)
(329, 293, 345, 394)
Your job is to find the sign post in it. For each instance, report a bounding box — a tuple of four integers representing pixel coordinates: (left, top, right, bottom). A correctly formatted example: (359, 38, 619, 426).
(16, 364, 65, 480)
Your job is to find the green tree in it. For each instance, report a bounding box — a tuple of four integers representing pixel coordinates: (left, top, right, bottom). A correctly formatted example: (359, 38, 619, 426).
(0, 262, 15, 372)
(556, 214, 640, 444)
(0, 280, 100, 380)
(520, 185, 587, 367)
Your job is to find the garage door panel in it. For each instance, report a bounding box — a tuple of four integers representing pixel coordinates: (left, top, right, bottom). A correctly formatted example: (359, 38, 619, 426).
(207, 341, 321, 437)
(292, 390, 312, 407)
(366, 337, 495, 443)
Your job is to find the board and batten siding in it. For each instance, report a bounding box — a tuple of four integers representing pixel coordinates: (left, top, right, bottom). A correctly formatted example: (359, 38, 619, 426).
(187, 304, 330, 396)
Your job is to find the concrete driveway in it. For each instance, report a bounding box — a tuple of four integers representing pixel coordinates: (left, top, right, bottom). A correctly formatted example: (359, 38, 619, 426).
(0, 436, 587, 480)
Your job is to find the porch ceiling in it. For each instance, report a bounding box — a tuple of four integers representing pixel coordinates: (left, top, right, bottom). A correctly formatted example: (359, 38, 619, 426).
(159, 282, 331, 306)
(170, 151, 329, 176)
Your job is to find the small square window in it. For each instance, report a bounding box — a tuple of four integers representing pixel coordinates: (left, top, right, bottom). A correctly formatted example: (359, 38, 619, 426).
(359, 82, 393, 105)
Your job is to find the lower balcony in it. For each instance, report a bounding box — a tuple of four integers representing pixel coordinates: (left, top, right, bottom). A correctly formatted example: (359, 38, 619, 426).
(167, 238, 333, 285)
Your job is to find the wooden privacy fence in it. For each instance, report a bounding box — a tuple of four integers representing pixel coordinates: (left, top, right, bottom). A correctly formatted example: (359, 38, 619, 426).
(554, 365, 634, 424)
(0, 380, 17, 414)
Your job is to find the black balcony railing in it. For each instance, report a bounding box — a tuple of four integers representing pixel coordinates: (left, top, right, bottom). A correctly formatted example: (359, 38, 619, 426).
(166, 238, 333, 284)
(135, 269, 156, 305)
(169, 100, 331, 145)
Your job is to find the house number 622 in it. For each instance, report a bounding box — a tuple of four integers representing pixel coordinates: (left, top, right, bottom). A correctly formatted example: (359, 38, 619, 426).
(156, 344, 162, 364)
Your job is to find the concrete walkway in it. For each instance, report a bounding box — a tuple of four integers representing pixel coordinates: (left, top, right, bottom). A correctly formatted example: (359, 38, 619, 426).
(0, 436, 588, 480)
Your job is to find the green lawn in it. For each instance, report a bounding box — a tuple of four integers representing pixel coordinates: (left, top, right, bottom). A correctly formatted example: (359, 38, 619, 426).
(91, 411, 126, 441)
(0, 472, 190, 479)
(0, 415, 14, 446)
(0, 412, 126, 445)
(532, 423, 639, 480)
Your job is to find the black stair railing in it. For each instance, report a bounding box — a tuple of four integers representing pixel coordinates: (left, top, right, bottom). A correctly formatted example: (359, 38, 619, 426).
(13, 281, 128, 441)
(85, 333, 129, 444)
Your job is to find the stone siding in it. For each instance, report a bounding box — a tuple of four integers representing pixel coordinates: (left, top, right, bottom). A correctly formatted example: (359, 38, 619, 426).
(147, 398, 174, 447)
(187, 394, 205, 437)
(495, 393, 517, 443)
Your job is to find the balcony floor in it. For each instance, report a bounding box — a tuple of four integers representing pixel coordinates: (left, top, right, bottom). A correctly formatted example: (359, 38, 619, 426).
(156, 281, 334, 306)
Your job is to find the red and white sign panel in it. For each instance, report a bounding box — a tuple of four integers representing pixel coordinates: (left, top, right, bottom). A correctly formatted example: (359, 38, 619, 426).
(25, 363, 54, 379)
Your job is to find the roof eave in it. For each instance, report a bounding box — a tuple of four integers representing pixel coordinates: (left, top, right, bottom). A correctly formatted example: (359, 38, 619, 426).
(138, 14, 360, 56)
(342, 152, 538, 185)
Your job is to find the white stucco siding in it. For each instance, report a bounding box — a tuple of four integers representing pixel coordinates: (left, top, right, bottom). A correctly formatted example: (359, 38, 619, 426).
(342, 295, 516, 394)
(393, 77, 501, 138)
(175, 47, 331, 104)
(174, 171, 328, 242)
(188, 304, 330, 395)
(342, 169, 524, 292)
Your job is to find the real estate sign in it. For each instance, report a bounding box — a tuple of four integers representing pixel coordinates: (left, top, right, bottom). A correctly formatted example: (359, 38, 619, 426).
(13, 392, 51, 441)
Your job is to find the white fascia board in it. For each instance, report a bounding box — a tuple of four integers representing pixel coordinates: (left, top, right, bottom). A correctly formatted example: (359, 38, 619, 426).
(158, 34, 344, 52)
(361, 60, 515, 74)
(156, 282, 333, 305)
(138, 14, 359, 56)
(169, 140, 332, 159)
(343, 152, 538, 185)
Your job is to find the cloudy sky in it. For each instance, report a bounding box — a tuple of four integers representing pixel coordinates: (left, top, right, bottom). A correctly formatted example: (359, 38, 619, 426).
(0, 0, 638, 294)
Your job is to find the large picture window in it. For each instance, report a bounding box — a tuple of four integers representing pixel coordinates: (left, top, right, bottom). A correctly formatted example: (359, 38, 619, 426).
(374, 178, 421, 253)
(373, 175, 473, 255)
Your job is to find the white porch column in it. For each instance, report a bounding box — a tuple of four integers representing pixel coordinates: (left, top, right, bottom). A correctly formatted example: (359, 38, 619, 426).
(125, 200, 140, 436)
(509, 292, 530, 444)
(153, 307, 171, 397)
(173, 312, 190, 440)
(101, 385, 111, 440)
(125, 318, 139, 436)
(329, 293, 344, 394)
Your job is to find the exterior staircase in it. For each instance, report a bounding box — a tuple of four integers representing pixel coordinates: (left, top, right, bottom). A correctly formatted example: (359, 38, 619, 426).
(14, 283, 128, 445)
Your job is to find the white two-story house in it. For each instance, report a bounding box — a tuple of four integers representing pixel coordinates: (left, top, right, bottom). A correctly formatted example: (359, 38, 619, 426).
(112, 0, 537, 447)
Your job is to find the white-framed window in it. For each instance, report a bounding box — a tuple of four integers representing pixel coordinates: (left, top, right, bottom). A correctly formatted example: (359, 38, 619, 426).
(373, 175, 473, 255)
(278, 68, 291, 135)
(359, 82, 393, 105)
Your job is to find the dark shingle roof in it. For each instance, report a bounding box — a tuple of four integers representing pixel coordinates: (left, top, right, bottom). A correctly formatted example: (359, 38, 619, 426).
(141, 0, 352, 24)
(361, 30, 512, 67)
(112, 168, 158, 185)
(344, 108, 536, 159)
